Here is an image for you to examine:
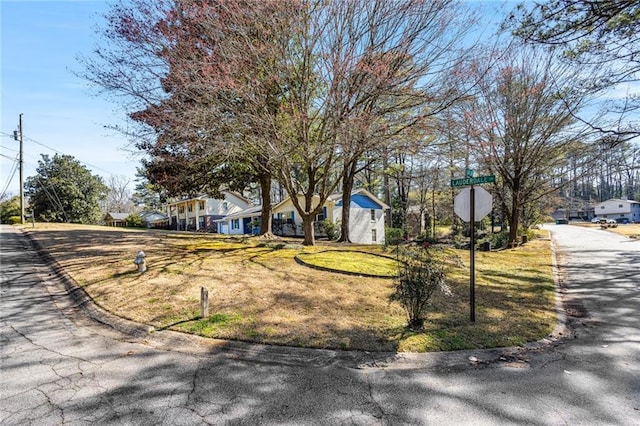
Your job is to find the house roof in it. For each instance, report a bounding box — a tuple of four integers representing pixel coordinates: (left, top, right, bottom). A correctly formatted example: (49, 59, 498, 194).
(331, 188, 390, 210)
(104, 212, 129, 220)
(215, 205, 263, 221)
(274, 188, 389, 212)
(140, 211, 169, 222)
(166, 191, 251, 206)
(596, 198, 639, 205)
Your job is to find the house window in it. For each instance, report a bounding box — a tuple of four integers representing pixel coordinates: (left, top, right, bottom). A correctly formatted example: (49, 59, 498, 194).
(222, 202, 228, 212)
(370, 209, 376, 221)
(188, 204, 193, 212)
(232, 219, 240, 230)
(372, 229, 377, 242)
(315, 207, 327, 222)
(619, 204, 623, 208)
(199, 201, 205, 210)
(600, 206, 605, 209)
(178, 206, 185, 214)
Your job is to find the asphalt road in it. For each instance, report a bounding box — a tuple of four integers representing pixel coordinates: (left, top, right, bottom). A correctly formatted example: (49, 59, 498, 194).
(1, 224, 639, 425)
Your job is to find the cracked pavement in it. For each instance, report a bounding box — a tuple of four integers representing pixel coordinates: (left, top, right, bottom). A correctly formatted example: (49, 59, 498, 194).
(1, 224, 639, 425)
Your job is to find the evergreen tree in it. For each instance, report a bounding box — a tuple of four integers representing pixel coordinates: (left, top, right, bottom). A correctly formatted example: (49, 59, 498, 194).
(25, 154, 108, 224)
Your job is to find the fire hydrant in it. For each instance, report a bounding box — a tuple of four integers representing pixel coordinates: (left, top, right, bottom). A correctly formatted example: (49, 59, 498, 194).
(133, 250, 146, 273)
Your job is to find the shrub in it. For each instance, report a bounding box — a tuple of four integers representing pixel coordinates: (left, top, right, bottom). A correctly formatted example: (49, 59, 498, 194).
(480, 231, 510, 250)
(7, 216, 21, 225)
(126, 213, 144, 228)
(385, 227, 404, 247)
(520, 228, 538, 243)
(321, 218, 340, 240)
(389, 247, 450, 330)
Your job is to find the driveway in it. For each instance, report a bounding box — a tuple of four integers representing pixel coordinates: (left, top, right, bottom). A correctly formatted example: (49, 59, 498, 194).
(1, 224, 639, 425)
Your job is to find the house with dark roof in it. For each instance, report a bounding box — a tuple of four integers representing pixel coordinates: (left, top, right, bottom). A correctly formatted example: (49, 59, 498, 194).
(103, 212, 130, 227)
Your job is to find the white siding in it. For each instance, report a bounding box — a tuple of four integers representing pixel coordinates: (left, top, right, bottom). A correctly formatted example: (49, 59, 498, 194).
(333, 206, 385, 245)
(595, 199, 640, 222)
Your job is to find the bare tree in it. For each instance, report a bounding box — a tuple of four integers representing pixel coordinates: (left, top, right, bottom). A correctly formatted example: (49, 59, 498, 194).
(460, 43, 599, 245)
(102, 175, 134, 213)
(83, 0, 481, 245)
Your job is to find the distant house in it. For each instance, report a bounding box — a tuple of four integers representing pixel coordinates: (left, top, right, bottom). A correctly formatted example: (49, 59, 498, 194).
(140, 211, 169, 229)
(165, 192, 250, 232)
(594, 199, 640, 223)
(103, 212, 129, 227)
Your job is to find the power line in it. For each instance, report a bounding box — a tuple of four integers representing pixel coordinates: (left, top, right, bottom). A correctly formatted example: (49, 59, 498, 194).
(0, 144, 19, 153)
(23, 135, 118, 176)
(1, 130, 130, 178)
(33, 175, 69, 223)
(0, 153, 18, 161)
(0, 153, 20, 199)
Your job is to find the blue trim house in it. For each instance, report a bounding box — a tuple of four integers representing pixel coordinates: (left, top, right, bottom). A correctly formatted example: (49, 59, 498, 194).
(166, 192, 250, 232)
(328, 189, 389, 244)
(214, 188, 389, 244)
(216, 205, 263, 235)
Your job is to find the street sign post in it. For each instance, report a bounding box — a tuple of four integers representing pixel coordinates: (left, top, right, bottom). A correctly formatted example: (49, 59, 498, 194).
(450, 175, 495, 187)
(451, 173, 495, 322)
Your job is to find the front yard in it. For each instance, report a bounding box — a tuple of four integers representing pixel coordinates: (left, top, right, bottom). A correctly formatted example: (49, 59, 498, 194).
(22, 223, 558, 352)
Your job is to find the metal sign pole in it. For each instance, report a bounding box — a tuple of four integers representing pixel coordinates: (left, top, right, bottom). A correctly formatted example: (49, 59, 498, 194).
(470, 185, 476, 322)
(452, 175, 493, 323)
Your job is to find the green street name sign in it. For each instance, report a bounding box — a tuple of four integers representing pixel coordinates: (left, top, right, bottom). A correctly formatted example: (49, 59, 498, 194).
(450, 175, 496, 188)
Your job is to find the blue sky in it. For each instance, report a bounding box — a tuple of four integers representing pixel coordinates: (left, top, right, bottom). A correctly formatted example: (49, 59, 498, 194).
(1, 0, 136, 198)
(0, 0, 513, 199)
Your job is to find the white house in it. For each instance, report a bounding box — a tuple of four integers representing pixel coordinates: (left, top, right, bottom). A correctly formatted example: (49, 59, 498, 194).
(165, 192, 250, 232)
(594, 198, 640, 223)
(216, 205, 263, 235)
(270, 189, 389, 244)
(328, 189, 389, 244)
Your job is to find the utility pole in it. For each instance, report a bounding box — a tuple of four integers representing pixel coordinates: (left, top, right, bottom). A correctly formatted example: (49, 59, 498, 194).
(13, 114, 24, 224)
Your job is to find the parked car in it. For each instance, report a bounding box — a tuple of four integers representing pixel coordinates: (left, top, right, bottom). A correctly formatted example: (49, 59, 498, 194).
(591, 217, 601, 223)
(615, 217, 629, 224)
(600, 218, 618, 228)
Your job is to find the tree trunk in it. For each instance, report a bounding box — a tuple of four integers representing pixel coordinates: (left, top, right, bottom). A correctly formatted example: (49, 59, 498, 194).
(302, 214, 315, 246)
(258, 171, 273, 237)
(338, 161, 357, 243)
(382, 149, 392, 228)
(338, 195, 352, 243)
(508, 194, 520, 247)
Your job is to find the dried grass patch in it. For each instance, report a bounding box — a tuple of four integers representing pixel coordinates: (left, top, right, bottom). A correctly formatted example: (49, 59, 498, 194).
(24, 223, 557, 352)
(605, 223, 640, 238)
